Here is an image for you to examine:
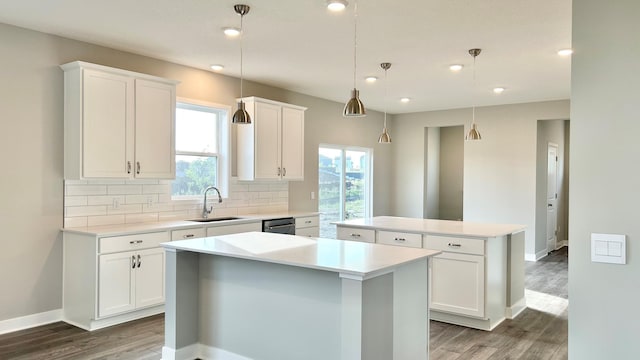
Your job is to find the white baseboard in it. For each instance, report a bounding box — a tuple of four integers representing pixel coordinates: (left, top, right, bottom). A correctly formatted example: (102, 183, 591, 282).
(525, 249, 550, 262)
(557, 240, 568, 248)
(162, 344, 253, 360)
(0, 309, 62, 335)
(505, 297, 527, 319)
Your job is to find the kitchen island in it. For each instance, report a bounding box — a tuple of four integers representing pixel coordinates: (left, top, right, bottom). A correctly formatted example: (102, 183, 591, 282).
(161, 232, 440, 360)
(334, 216, 526, 331)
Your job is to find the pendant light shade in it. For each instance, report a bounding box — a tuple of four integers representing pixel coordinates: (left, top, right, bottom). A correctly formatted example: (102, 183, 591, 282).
(232, 4, 251, 124)
(378, 62, 392, 143)
(343, 0, 366, 117)
(465, 48, 482, 140)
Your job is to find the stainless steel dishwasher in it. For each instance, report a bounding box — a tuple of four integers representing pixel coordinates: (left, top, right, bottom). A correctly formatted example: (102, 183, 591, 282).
(262, 217, 296, 235)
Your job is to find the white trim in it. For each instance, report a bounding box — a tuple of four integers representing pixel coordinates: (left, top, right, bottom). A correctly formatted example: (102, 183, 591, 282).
(558, 240, 568, 248)
(505, 297, 527, 319)
(0, 309, 62, 335)
(162, 344, 253, 360)
(525, 248, 549, 262)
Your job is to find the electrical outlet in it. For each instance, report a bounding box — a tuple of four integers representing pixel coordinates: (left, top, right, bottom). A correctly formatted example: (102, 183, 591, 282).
(311, 191, 315, 200)
(112, 197, 120, 209)
(147, 197, 153, 207)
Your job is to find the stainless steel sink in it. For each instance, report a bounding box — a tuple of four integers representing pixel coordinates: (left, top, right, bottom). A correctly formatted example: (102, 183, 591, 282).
(187, 216, 243, 223)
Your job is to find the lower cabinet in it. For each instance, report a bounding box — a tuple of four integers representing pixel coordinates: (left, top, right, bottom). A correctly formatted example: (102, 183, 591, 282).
(295, 215, 319, 237)
(63, 230, 169, 330)
(336, 226, 376, 243)
(98, 247, 165, 318)
(429, 251, 485, 318)
(206, 221, 261, 236)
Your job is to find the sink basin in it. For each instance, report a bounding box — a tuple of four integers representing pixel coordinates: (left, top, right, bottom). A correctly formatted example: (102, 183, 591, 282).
(187, 216, 243, 223)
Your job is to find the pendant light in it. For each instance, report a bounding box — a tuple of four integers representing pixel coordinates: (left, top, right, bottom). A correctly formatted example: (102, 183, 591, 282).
(343, 0, 366, 117)
(465, 48, 482, 140)
(232, 4, 251, 124)
(378, 62, 392, 143)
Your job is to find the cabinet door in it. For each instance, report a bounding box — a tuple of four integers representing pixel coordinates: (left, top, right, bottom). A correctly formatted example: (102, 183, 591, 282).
(254, 102, 282, 179)
(135, 247, 165, 309)
(281, 107, 304, 180)
(295, 227, 319, 237)
(82, 69, 134, 178)
(430, 252, 485, 318)
(206, 222, 262, 236)
(134, 79, 176, 179)
(98, 252, 135, 318)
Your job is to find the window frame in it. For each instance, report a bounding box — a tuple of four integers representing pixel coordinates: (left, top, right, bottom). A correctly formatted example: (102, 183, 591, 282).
(172, 98, 231, 200)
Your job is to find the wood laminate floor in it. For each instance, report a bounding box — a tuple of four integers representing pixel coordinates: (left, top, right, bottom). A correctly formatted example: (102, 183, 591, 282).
(0, 247, 568, 360)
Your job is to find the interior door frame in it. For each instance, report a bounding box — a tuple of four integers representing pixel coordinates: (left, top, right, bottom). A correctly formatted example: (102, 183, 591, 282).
(546, 142, 559, 253)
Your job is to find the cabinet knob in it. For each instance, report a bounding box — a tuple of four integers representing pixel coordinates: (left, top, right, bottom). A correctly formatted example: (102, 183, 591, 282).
(277, 167, 281, 176)
(127, 161, 132, 174)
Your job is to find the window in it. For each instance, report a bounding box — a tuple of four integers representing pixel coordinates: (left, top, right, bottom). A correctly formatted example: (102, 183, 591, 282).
(172, 99, 230, 199)
(318, 145, 372, 238)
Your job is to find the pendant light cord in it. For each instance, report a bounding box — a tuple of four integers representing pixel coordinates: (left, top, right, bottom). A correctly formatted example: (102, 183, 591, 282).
(472, 53, 476, 125)
(240, 13, 244, 99)
(353, 0, 358, 89)
(383, 66, 388, 127)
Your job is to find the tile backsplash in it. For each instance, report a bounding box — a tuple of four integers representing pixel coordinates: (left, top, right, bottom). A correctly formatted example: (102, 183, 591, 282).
(63, 178, 288, 228)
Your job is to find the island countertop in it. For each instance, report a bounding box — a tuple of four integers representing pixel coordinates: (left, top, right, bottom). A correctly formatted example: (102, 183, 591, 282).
(162, 231, 440, 278)
(333, 216, 525, 238)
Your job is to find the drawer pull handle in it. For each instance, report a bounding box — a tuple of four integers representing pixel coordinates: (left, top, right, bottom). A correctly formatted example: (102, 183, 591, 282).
(305, 220, 312, 224)
(395, 237, 406, 242)
(350, 233, 361, 237)
(127, 161, 132, 174)
(183, 234, 195, 238)
(129, 241, 135, 245)
(136, 161, 141, 175)
(136, 240, 143, 244)
(137, 255, 141, 268)
(131, 255, 136, 269)
(448, 242, 462, 247)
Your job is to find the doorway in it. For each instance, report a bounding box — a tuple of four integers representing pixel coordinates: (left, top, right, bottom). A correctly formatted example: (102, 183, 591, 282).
(318, 145, 372, 238)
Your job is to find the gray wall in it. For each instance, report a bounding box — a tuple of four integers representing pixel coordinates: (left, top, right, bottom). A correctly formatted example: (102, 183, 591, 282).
(535, 120, 569, 257)
(424, 127, 440, 219)
(570, 0, 640, 358)
(0, 22, 392, 322)
(391, 101, 570, 258)
(439, 126, 464, 220)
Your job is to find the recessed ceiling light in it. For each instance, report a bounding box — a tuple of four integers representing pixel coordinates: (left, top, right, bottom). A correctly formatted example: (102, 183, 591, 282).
(493, 87, 505, 94)
(400, 97, 411, 103)
(210, 64, 224, 72)
(557, 48, 573, 56)
(449, 64, 463, 72)
(223, 27, 241, 37)
(327, 0, 348, 12)
(365, 76, 378, 83)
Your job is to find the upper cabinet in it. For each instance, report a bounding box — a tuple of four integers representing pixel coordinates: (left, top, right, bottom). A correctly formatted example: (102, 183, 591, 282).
(61, 61, 178, 180)
(237, 97, 306, 181)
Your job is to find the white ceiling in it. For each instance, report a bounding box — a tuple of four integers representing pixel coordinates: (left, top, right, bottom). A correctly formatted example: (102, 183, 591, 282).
(0, 0, 572, 114)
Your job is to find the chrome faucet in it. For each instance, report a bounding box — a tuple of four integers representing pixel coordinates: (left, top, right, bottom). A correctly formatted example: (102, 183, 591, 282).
(202, 186, 222, 219)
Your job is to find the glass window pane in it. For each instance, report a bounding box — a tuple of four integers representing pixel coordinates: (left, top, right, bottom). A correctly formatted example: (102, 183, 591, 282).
(319, 147, 343, 239)
(175, 106, 218, 153)
(345, 150, 367, 220)
(172, 155, 217, 196)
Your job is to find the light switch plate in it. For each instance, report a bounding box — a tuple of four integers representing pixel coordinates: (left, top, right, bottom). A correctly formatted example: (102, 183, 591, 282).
(591, 233, 626, 264)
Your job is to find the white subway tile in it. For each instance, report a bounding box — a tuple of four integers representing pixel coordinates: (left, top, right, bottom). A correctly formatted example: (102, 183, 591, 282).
(237, 207, 260, 215)
(258, 192, 274, 199)
(87, 215, 126, 227)
(269, 183, 288, 191)
(107, 203, 142, 215)
(64, 180, 88, 185)
(126, 179, 159, 185)
(108, 185, 143, 195)
(88, 180, 126, 185)
(65, 196, 87, 207)
(278, 191, 289, 198)
(88, 195, 125, 206)
(158, 211, 192, 221)
(64, 217, 88, 228)
(230, 183, 249, 192)
(125, 194, 148, 204)
(66, 185, 107, 196)
(144, 203, 174, 213)
(213, 208, 239, 217)
(126, 213, 158, 224)
(143, 184, 170, 194)
(66, 205, 107, 217)
(248, 184, 270, 192)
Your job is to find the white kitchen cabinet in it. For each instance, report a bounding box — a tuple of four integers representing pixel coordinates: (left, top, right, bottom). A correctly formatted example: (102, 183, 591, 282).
(171, 227, 206, 241)
(295, 215, 319, 237)
(336, 226, 376, 243)
(429, 251, 485, 318)
(61, 61, 178, 180)
(63, 230, 169, 331)
(237, 97, 306, 181)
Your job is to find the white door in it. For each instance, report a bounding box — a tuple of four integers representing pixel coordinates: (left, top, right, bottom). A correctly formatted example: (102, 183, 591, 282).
(135, 248, 166, 309)
(254, 102, 282, 179)
(281, 107, 305, 180)
(134, 79, 176, 179)
(547, 143, 559, 252)
(98, 252, 135, 317)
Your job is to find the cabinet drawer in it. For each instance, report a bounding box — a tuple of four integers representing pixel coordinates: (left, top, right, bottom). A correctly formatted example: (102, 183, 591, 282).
(206, 222, 262, 236)
(99, 231, 169, 254)
(296, 227, 319, 237)
(296, 215, 319, 229)
(171, 227, 205, 241)
(424, 235, 485, 256)
(377, 231, 422, 248)
(336, 227, 375, 243)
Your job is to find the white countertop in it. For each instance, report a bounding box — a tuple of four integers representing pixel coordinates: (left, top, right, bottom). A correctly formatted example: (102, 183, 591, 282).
(62, 211, 318, 236)
(333, 216, 525, 238)
(162, 232, 440, 278)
